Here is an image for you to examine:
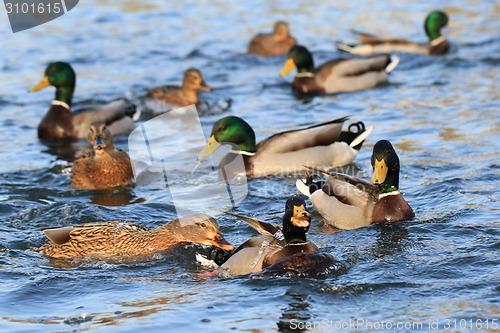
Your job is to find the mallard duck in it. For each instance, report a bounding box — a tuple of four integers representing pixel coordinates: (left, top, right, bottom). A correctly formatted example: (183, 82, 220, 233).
(29, 62, 139, 141)
(297, 140, 414, 230)
(280, 45, 399, 96)
(196, 116, 372, 177)
(39, 214, 234, 260)
(146, 68, 212, 108)
(335, 11, 450, 56)
(217, 196, 333, 276)
(248, 21, 297, 56)
(71, 121, 134, 190)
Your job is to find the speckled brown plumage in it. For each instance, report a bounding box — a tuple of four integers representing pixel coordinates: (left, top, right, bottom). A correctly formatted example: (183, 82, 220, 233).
(71, 122, 133, 190)
(147, 68, 211, 107)
(39, 214, 234, 259)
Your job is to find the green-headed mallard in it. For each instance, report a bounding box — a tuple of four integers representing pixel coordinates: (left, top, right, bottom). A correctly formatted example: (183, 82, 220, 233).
(197, 115, 372, 177)
(335, 11, 450, 56)
(30, 62, 139, 141)
(297, 140, 414, 230)
(248, 21, 297, 56)
(217, 196, 333, 276)
(280, 45, 399, 96)
(71, 121, 134, 190)
(146, 68, 212, 108)
(39, 214, 234, 260)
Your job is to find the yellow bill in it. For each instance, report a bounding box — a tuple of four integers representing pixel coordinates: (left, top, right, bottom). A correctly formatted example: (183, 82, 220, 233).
(279, 58, 296, 77)
(29, 75, 50, 92)
(372, 159, 388, 185)
(197, 135, 221, 161)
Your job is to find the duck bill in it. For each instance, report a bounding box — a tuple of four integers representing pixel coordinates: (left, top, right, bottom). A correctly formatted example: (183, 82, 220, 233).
(197, 135, 221, 161)
(199, 81, 212, 92)
(279, 58, 296, 77)
(210, 233, 234, 251)
(291, 205, 311, 227)
(29, 75, 50, 92)
(93, 136, 107, 153)
(372, 159, 388, 185)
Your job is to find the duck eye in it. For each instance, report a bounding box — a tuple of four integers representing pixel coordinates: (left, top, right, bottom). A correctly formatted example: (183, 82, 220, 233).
(197, 222, 207, 228)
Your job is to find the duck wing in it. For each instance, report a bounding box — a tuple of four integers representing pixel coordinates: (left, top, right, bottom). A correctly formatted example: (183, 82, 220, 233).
(225, 212, 281, 236)
(256, 116, 349, 155)
(305, 166, 379, 200)
(72, 100, 138, 138)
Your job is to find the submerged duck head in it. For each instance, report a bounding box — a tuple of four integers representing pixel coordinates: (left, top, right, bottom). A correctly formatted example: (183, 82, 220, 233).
(88, 121, 114, 155)
(197, 116, 256, 161)
(183, 68, 212, 92)
(424, 11, 449, 41)
(171, 216, 234, 251)
(371, 140, 400, 193)
(282, 195, 311, 244)
(280, 45, 315, 76)
(29, 62, 76, 106)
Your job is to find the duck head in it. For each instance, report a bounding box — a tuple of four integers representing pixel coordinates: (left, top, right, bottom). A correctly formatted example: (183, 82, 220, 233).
(371, 140, 400, 193)
(88, 121, 114, 156)
(273, 21, 291, 40)
(183, 68, 212, 93)
(282, 195, 311, 244)
(280, 45, 315, 76)
(424, 11, 449, 41)
(174, 215, 234, 251)
(197, 116, 256, 161)
(29, 61, 75, 106)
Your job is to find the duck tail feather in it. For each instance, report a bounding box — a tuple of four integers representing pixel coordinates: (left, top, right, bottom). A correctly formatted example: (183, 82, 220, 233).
(385, 55, 400, 74)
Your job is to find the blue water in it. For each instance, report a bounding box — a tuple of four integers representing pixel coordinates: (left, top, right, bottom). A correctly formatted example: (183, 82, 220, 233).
(0, 1, 499, 332)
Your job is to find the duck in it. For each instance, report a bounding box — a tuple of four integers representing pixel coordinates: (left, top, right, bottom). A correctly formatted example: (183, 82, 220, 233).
(296, 140, 414, 230)
(146, 68, 212, 109)
(39, 214, 234, 260)
(196, 115, 372, 177)
(217, 196, 333, 276)
(71, 121, 134, 190)
(335, 11, 450, 56)
(280, 45, 399, 97)
(29, 62, 139, 141)
(248, 21, 297, 56)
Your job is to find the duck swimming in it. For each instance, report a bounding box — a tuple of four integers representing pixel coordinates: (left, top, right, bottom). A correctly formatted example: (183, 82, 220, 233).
(297, 140, 414, 230)
(197, 115, 372, 177)
(146, 68, 212, 109)
(217, 196, 333, 276)
(335, 11, 451, 56)
(280, 45, 399, 97)
(248, 21, 297, 56)
(71, 121, 134, 190)
(30, 62, 138, 141)
(39, 214, 234, 260)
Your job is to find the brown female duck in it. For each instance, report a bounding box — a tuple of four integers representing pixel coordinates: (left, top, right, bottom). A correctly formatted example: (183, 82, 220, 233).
(71, 121, 134, 190)
(30, 62, 138, 141)
(297, 140, 414, 230)
(248, 21, 297, 56)
(217, 196, 333, 276)
(146, 68, 212, 108)
(39, 214, 234, 260)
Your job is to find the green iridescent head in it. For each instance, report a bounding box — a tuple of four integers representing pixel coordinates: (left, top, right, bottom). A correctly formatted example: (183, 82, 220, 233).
(280, 45, 315, 76)
(211, 116, 257, 153)
(371, 140, 400, 193)
(29, 62, 76, 106)
(424, 11, 449, 41)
